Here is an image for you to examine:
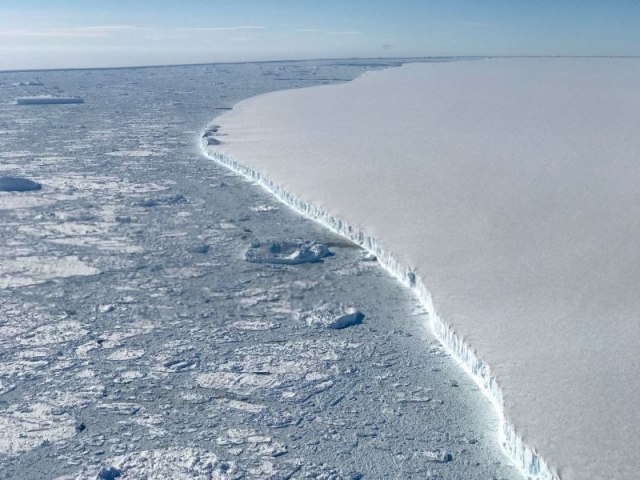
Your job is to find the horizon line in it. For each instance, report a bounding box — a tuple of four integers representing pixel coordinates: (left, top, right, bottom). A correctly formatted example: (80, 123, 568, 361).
(1, 54, 639, 74)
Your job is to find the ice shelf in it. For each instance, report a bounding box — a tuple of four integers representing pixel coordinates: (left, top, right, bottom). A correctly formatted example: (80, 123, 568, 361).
(203, 58, 640, 480)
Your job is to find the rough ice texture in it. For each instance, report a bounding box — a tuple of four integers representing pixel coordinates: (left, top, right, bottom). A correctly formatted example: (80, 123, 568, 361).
(206, 59, 640, 480)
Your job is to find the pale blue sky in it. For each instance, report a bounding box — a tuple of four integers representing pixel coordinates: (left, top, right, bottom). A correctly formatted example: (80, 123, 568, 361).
(1, 0, 639, 70)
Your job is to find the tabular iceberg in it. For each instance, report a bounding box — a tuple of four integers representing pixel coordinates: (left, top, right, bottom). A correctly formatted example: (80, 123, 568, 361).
(16, 95, 84, 105)
(203, 58, 640, 480)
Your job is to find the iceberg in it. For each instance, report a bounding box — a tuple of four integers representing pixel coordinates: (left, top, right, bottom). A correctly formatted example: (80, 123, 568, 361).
(245, 240, 332, 265)
(202, 58, 640, 480)
(16, 95, 84, 105)
(0, 176, 41, 192)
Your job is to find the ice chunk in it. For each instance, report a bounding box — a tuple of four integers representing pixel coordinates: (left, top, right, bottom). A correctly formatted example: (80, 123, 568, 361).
(306, 305, 365, 329)
(190, 244, 210, 254)
(16, 96, 83, 105)
(0, 176, 41, 192)
(423, 449, 453, 463)
(13, 80, 44, 86)
(96, 467, 122, 480)
(245, 240, 332, 265)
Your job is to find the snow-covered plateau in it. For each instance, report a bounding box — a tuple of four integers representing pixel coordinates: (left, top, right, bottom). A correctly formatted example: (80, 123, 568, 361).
(206, 58, 640, 480)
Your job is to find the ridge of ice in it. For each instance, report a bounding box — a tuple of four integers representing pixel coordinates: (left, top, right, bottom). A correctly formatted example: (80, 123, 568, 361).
(201, 142, 557, 480)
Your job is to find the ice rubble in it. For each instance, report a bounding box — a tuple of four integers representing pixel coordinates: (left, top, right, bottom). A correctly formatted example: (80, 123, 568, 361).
(203, 59, 640, 480)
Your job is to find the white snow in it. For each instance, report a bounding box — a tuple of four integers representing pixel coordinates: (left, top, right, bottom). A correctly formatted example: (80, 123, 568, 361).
(205, 58, 640, 480)
(0, 402, 76, 455)
(0, 255, 99, 288)
(60, 448, 226, 480)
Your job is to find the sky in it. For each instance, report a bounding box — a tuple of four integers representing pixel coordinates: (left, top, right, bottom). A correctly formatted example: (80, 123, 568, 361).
(1, 0, 640, 71)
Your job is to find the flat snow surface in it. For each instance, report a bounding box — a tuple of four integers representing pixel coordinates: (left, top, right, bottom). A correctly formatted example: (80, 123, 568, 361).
(212, 58, 640, 480)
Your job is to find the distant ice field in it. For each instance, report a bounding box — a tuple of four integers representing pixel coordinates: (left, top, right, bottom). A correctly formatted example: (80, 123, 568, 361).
(210, 58, 640, 480)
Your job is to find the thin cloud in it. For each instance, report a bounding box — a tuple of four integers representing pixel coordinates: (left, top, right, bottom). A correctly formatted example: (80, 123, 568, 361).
(71, 25, 147, 34)
(0, 25, 147, 38)
(0, 28, 103, 38)
(0, 25, 265, 39)
(178, 26, 265, 32)
(295, 28, 362, 35)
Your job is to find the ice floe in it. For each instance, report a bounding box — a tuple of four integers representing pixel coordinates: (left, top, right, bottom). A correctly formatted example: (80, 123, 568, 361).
(305, 304, 365, 329)
(245, 240, 333, 264)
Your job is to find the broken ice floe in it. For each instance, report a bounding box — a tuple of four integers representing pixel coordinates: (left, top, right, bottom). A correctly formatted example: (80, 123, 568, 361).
(0, 176, 42, 192)
(12, 80, 44, 86)
(359, 251, 377, 262)
(0, 402, 76, 455)
(423, 448, 453, 463)
(250, 204, 279, 213)
(65, 448, 225, 480)
(0, 255, 99, 289)
(305, 305, 365, 329)
(245, 240, 333, 265)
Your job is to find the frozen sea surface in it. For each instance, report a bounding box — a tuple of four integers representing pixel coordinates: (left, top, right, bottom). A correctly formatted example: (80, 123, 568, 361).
(208, 58, 640, 480)
(0, 60, 519, 479)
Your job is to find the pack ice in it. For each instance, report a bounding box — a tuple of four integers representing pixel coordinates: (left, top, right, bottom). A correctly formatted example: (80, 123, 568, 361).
(205, 58, 640, 480)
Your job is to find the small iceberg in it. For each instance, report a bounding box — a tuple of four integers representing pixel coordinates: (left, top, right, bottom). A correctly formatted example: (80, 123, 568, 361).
(305, 305, 365, 329)
(0, 176, 42, 192)
(13, 80, 44, 87)
(245, 240, 332, 265)
(16, 95, 84, 105)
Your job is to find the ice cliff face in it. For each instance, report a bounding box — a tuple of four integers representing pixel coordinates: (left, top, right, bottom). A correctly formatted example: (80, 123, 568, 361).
(202, 142, 558, 480)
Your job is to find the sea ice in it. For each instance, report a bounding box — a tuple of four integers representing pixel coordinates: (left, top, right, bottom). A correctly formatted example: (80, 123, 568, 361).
(207, 58, 640, 480)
